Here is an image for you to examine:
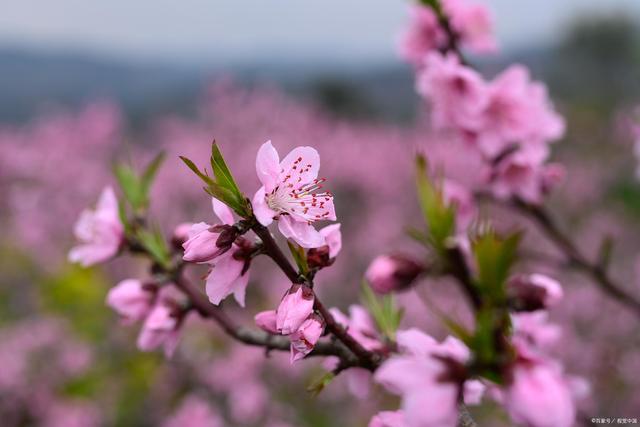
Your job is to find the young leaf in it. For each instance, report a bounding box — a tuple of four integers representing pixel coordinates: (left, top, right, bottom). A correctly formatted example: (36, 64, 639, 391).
(415, 155, 456, 253)
(114, 164, 144, 210)
(287, 241, 309, 275)
(140, 152, 166, 198)
(471, 230, 522, 303)
(307, 371, 336, 397)
(136, 226, 171, 270)
(361, 282, 404, 340)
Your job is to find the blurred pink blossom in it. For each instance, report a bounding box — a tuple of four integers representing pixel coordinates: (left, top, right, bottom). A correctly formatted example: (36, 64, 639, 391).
(68, 186, 123, 266)
(106, 279, 155, 323)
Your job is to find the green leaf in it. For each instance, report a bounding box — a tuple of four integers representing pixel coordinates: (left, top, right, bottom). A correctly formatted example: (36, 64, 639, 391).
(181, 148, 250, 218)
(307, 371, 336, 397)
(179, 156, 214, 185)
(210, 142, 241, 196)
(471, 230, 522, 303)
(415, 155, 456, 253)
(136, 226, 171, 269)
(114, 164, 144, 210)
(140, 152, 165, 198)
(287, 241, 309, 275)
(361, 282, 404, 340)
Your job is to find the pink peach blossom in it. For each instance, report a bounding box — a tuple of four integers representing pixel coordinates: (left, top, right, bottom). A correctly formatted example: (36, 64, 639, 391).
(106, 279, 154, 323)
(375, 329, 482, 427)
(504, 361, 576, 427)
(252, 140, 337, 248)
(398, 5, 446, 67)
(68, 186, 123, 266)
(330, 305, 384, 351)
(443, 0, 497, 54)
(186, 198, 251, 306)
(416, 52, 488, 132)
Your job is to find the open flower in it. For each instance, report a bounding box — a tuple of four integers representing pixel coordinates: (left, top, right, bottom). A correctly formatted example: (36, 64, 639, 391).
(443, 0, 497, 54)
(252, 141, 337, 248)
(374, 329, 484, 427)
(137, 286, 186, 358)
(417, 52, 488, 132)
(106, 279, 154, 323)
(504, 357, 575, 427)
(330, 305, 384, 351)
(185, 198, 252, 307)
(69, 186, 124, 267)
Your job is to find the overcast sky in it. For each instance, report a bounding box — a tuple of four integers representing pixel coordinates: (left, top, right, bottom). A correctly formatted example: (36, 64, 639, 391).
(0, 0, 639, 64)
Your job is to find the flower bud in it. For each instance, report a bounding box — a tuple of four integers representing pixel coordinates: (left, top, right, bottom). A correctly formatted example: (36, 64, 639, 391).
(290, 314, 325, 363)
(365, 255, 425, 294)
(254, 310, 278, 334)
(171, 222, 193, 249)
(182, 223, 226, 263)
(276, 285, 315, 335)
(106, 279, 155, 323)
(508, 274, 563, 311)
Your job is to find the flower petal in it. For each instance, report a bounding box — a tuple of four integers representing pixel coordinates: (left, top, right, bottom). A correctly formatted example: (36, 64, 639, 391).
(278, 216, 325, 248)
(205, 251, 245, 305)
(255, 140, 281, 193)
(252, 187, 276, 226)
(212, 197, 235, 225)
(279, 146, 320, 189)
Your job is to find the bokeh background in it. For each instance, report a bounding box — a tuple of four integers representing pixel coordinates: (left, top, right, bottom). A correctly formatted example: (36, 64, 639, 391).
(2, 1, 640, 426)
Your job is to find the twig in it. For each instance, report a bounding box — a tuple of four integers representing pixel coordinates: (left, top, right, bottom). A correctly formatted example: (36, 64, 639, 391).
(482, 194, 640, 317)
(252, 222, 381, 370)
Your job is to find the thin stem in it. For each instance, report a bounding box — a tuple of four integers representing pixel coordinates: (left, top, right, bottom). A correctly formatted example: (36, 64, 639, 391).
(484, 195, 640, 317)
(251, 222, 381, 370)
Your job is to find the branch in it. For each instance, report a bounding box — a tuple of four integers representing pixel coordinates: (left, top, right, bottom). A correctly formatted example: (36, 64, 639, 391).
(172, 273, 360, 365)
(483, 195, 640, 317)
(251, 222, 382, 370)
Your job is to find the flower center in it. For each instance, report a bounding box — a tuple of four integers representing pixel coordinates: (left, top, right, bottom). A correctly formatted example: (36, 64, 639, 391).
(266, 178, 333, 223)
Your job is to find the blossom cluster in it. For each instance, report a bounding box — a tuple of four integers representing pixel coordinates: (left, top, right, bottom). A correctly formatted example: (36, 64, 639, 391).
(401, 0, 565, 204)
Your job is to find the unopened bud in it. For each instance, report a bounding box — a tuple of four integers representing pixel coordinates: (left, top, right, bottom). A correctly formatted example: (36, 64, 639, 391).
(365, 255, 425, 294)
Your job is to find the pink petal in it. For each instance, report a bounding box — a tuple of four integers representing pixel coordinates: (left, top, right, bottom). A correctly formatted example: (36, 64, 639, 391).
(319, 223, 342, 258)
(205, 251, 246, 306)
(277, 216, 325, 248)
(252, 187, 276, 226)
(212, 197, 235, 225)
(396, 328, 438, 357)
(279, 146, 320, 189)
(255, 140, 281, 193)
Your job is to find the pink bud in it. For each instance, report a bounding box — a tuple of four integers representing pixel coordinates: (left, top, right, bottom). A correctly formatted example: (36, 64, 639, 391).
(508, 273, 563, 311)
(182, 222, 224, 263)
(276, 285, 315, 335)
(290, 314, 324, 363)
(254, 310, 278, 334)
(171, 222, 193, 247)
(365, 255, 424, 294)
(106, 279, 154, 323)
